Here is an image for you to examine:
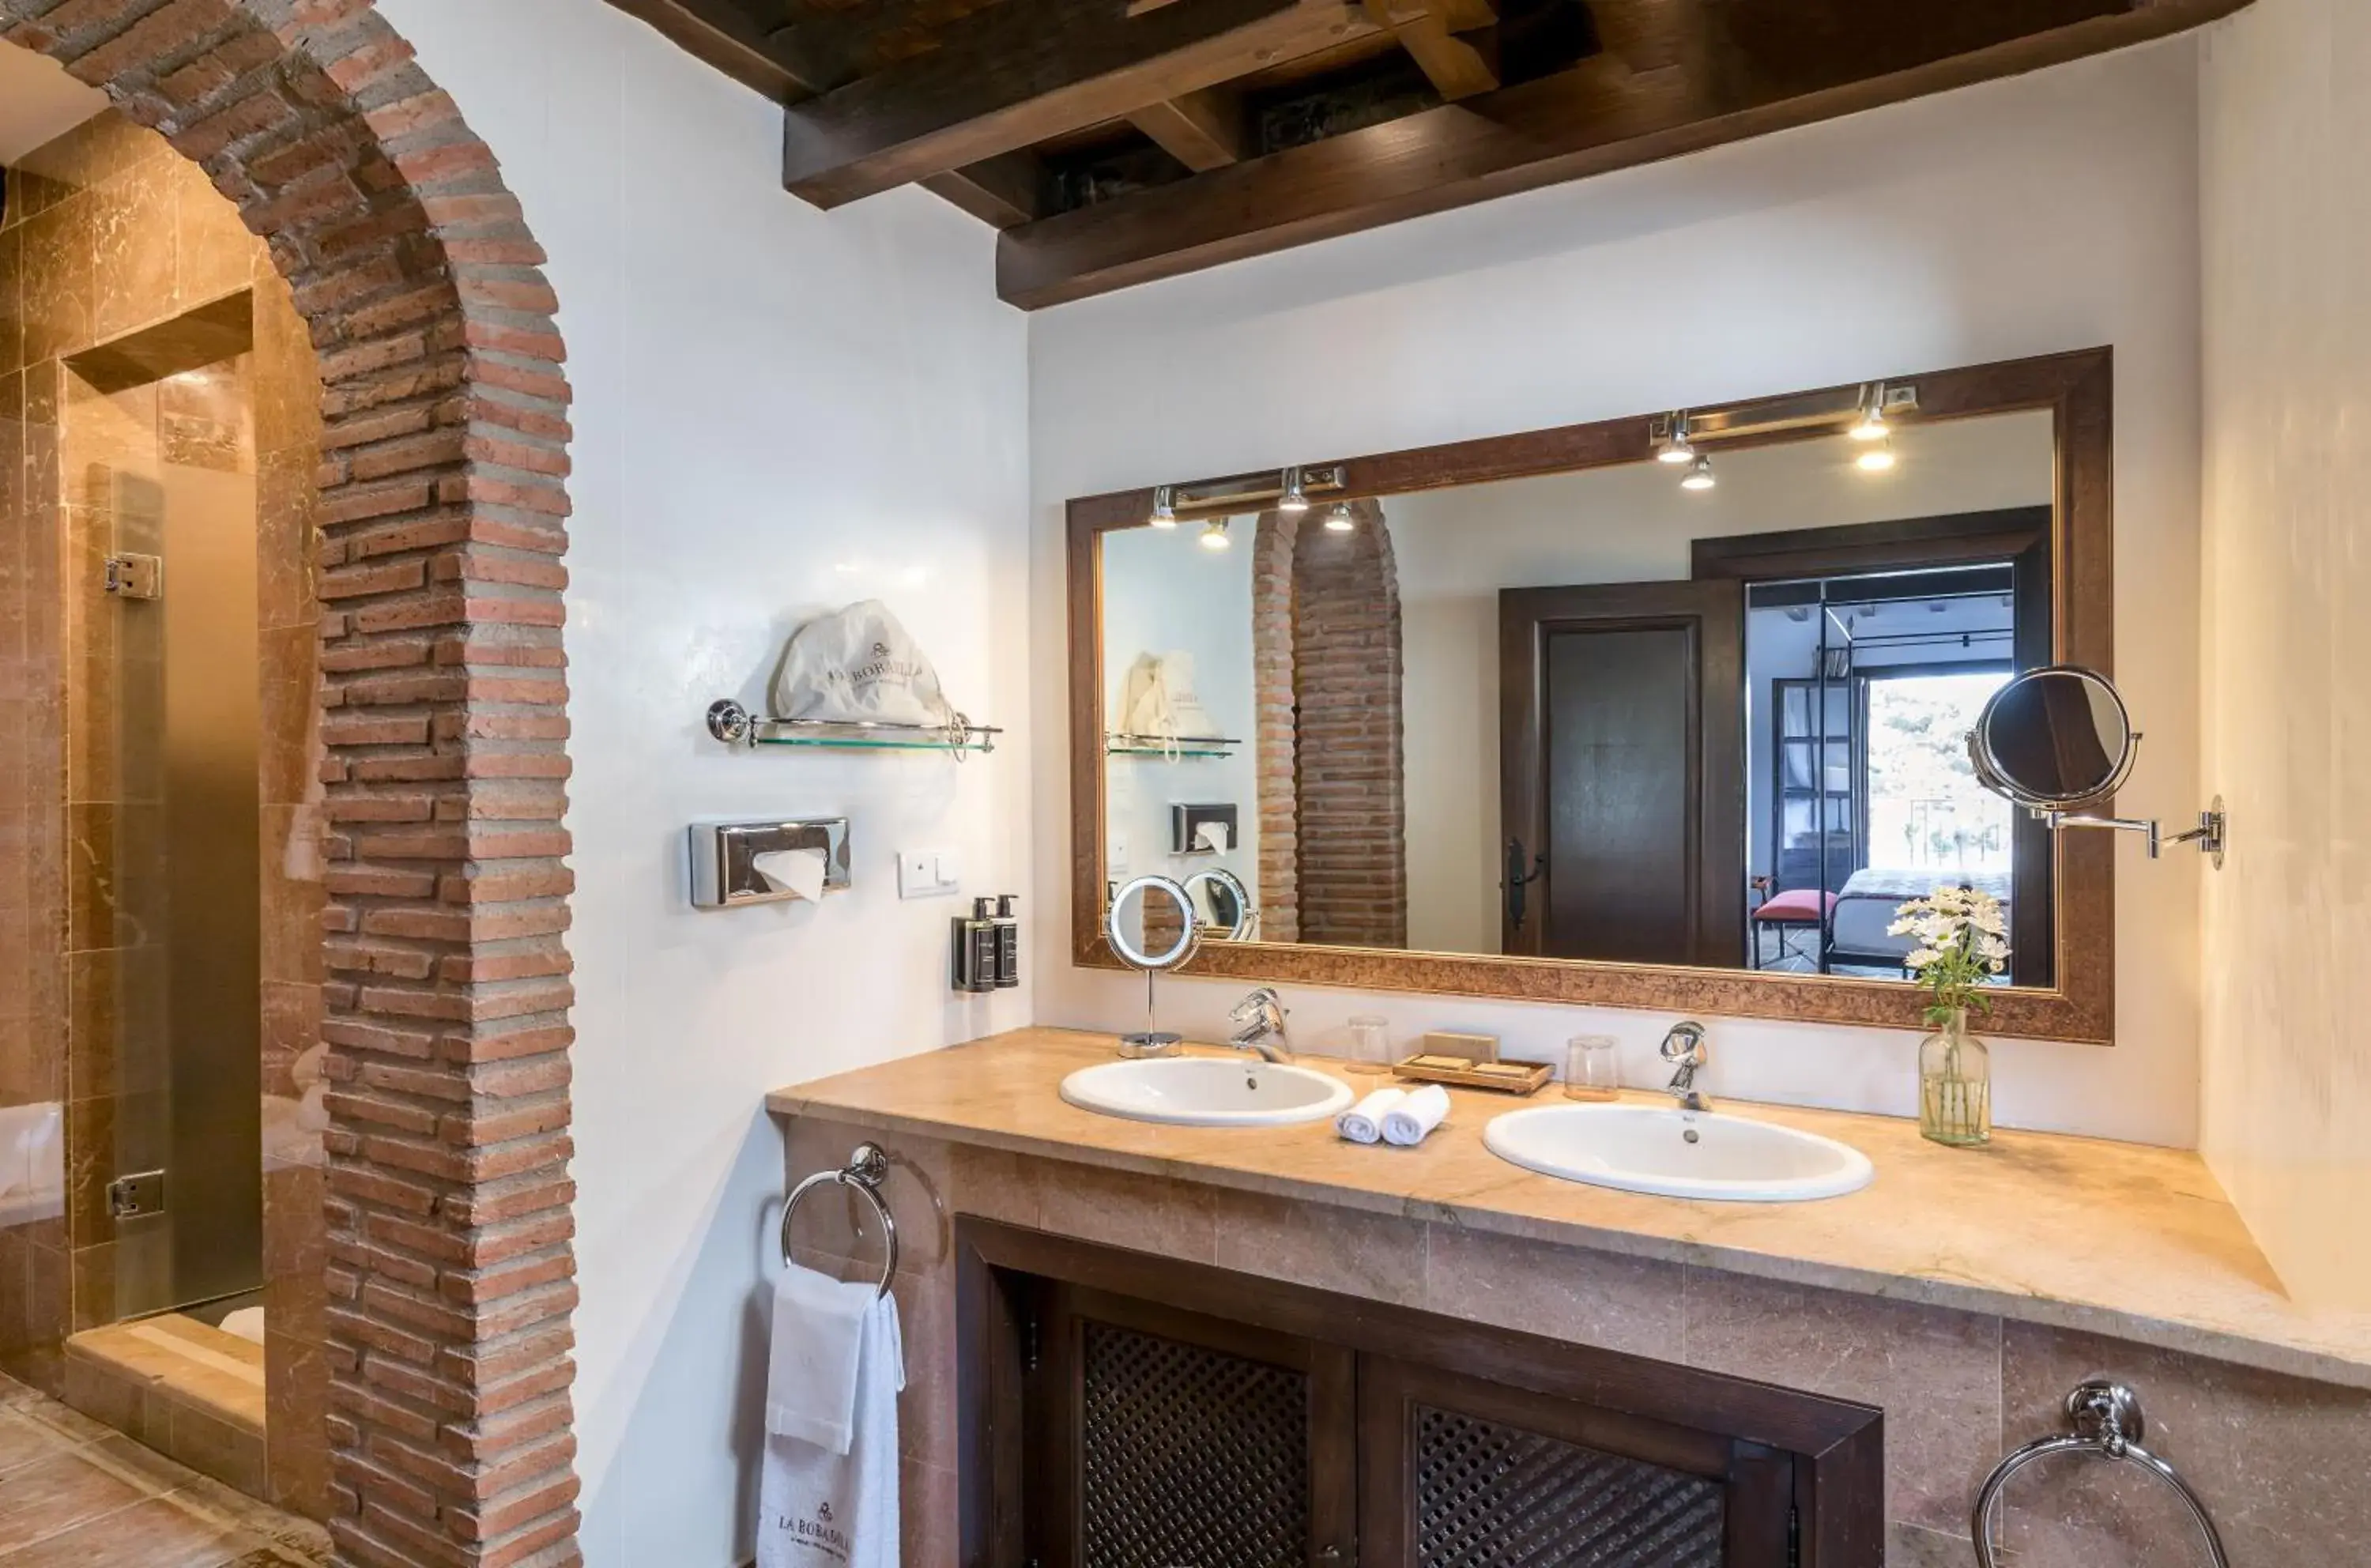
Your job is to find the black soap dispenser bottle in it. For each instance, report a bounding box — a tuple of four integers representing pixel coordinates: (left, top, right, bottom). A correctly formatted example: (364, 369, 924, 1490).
(993, 895, 1020, 988)
(952, 897, 997, 993)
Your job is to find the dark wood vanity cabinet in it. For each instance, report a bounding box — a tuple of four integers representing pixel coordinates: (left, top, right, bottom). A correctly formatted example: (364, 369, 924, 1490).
(957, 1222, 1883, 1568)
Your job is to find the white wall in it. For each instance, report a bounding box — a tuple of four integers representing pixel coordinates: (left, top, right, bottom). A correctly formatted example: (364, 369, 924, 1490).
(2198, 0, 2371, 1309)
(1030, 40, 2206, 1147)
(375, 4, 1030, 1562)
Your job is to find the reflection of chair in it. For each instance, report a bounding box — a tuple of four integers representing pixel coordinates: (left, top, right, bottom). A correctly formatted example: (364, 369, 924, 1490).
(1751, 884, 1838, 970)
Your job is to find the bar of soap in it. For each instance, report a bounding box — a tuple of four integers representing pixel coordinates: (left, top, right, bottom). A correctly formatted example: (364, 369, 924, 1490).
(1423, 1031, 1499, 1063)
(1472, 1062, 1531, 1079)
(1406, 1054, 1473, 1072)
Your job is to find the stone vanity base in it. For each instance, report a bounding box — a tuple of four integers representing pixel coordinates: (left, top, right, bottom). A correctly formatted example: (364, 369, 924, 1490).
(782, 1114, 2371, 1568)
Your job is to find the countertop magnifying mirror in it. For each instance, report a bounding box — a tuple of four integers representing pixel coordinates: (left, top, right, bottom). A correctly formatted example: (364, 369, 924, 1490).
(1104, 874, 1198, 1059)
(1070, 349, 2139, 1042)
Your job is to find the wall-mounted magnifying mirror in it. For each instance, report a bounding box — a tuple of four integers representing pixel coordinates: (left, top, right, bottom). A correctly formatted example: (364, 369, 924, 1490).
(1183, 868, 1257, 941)
(1967, 666, 2136, 806)
(1969, 666, 2225, 865)
(1105, 875, 1198, 1057)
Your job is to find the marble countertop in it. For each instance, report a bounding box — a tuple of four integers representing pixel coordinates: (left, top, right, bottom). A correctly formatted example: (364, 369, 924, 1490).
(767, 1027, 2371, 1390)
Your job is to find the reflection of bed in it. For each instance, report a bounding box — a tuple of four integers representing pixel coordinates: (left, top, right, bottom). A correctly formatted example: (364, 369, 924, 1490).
(1829, 869, 2012, 970)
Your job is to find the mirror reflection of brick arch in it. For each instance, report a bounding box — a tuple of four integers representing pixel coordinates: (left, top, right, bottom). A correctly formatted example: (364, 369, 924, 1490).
(1250, 498, 1407, 950)
(0, 3, 580, 1564)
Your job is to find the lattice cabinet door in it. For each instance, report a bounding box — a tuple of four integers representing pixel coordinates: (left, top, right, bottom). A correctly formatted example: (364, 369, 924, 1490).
(1028, 1282, 1359, 1568)
(1357, 1357, 1798, 1568)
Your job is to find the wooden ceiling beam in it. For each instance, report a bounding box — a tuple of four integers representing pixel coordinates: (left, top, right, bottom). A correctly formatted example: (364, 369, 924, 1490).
(996, 0, 2254, 309)
(922, 153, 1056, 228)
(1364, 0, 1500, 100)
(598, 0, 819, 100)
(1128, 89, 1253, 170)
(782, 0, 1380, 208)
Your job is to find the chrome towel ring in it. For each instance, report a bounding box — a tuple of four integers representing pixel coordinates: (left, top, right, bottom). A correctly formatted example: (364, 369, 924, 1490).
(1973, 1381, 2230, 1568)
(778, 1142, 899, 1299)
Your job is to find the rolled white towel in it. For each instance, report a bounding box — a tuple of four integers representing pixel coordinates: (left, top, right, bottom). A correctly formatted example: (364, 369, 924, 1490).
(1382, 1084, 1452, 1148)
(1336, 1087, 1407, 1145)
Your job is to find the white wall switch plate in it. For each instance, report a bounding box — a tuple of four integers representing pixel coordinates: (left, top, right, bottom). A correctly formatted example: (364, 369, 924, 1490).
(899, 849, 961, 899)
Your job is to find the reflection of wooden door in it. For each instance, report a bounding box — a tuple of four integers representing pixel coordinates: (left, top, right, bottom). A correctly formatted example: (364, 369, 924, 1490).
(1500, 583, 1746, 966)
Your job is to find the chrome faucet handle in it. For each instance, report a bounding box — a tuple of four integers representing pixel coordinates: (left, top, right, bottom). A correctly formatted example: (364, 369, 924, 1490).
(1225, 989, 1293, 1061)
(1659, 1021, 1707, 1065)
(1228, 986, 1286, 1025)
(1660, 1022, 1710, 1111)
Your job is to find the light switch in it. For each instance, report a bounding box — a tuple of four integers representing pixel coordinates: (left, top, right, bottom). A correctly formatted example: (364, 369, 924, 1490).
(899, 849, 961, 899)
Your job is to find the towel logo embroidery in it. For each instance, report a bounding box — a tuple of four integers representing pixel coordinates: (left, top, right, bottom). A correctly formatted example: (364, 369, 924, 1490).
(771, 1501, 852, 1562)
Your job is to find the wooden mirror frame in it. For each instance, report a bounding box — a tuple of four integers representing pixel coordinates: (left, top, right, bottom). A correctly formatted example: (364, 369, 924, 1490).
(1066, 348, 2115, 1042)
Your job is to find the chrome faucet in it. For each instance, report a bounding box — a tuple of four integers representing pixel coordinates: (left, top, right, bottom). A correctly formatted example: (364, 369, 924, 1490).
(1660, 1021, 1710, 1112)
(1226, 988, 1294, 1063)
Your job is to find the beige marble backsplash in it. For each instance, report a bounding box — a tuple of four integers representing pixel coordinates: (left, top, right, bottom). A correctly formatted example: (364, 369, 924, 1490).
(781, 1110, 2371, 1567)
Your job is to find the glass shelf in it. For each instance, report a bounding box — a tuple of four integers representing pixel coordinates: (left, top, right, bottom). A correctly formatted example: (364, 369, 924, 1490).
(707, 700, 1000, 756)
(1105, 732, 1242, 760)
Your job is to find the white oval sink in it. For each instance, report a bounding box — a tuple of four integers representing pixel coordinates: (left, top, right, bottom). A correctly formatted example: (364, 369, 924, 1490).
(1484, 1102, 1873, 1203)
(1060, 1056, 1355, 1128)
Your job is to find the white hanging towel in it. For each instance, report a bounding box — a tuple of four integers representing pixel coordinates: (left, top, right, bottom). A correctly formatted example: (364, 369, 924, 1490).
(758, 1268, 905, 1568)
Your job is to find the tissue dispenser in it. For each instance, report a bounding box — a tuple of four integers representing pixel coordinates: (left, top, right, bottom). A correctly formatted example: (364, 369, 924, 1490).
(688, 818, 851, 910)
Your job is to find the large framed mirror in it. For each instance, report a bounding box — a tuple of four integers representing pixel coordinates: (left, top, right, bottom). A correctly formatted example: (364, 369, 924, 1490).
(1067, 349, 2115, 1042)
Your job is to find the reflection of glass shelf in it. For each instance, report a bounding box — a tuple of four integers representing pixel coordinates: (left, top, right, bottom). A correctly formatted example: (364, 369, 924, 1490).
(1105, 732, 1242, 760)
(707, 700, 1000, 756)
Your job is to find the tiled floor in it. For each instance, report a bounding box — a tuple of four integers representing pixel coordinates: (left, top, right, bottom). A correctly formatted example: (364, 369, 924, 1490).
(0, 1370, 326, 1567)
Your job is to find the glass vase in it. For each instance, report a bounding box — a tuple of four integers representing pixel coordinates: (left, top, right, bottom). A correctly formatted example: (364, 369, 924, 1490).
(1918, 1008, 1992, 1148)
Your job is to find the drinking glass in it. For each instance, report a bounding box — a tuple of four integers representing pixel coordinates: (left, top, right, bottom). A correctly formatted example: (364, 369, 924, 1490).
(1345, 1016, 1393, 1076)
(1563, 1035, 1621, 1100)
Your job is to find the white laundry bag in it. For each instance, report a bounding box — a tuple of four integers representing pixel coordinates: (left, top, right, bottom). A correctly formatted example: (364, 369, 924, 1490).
(1114, 650, 1216, 756)
(773, 601, 953, 729)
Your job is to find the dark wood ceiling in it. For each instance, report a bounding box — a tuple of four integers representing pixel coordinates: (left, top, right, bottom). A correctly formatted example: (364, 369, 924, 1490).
(603, 0, 2248, 309)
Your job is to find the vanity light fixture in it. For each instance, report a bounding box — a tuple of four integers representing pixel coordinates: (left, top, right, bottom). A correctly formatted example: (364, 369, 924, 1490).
(1850, 383, 1891, 442)
(1278, 466, 1311, 514)
(1324, 502, 1356, 533)
(1149, 485, 1178, 528)
(1656, 412, 1698, 465)
(1199, 518, 1232, 551)
(1856, 436, 1898, 473)
(1680, 453, 1717, 492)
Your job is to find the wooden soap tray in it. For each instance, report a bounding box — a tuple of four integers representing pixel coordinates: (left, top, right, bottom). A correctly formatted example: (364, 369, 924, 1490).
(1392, 1054, 1552, 1095)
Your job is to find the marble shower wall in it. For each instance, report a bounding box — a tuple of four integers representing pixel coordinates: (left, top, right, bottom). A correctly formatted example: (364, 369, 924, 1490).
(783, 1114, 2371, 1568)
(0, 110, 326, 1518)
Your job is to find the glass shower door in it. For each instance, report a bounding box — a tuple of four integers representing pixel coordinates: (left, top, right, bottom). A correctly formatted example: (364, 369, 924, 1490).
(65, 340, 263, 1321)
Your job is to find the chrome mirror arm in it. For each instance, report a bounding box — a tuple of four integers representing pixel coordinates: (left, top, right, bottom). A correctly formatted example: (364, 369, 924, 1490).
(2034, 800, 2226, 865)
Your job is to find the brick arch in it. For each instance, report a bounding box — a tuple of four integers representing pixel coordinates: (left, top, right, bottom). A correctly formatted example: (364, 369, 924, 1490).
(0, 3, 580, 1565)
(1251, 500, 1407, 949)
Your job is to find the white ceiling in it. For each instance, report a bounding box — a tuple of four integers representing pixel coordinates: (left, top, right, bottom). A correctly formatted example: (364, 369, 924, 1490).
(0, 45, 109, 165)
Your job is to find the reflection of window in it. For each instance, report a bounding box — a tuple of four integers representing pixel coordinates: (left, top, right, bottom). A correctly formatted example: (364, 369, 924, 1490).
(1864, 671, 2014, 873)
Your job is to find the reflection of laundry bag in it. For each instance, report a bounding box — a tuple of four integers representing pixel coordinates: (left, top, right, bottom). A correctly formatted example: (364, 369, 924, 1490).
(774, 601, 951, 728)
(1114, 650, 1216, 747)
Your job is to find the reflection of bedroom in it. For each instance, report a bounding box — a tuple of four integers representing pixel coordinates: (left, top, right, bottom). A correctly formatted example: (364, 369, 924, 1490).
(1743, 571, 2020, 979)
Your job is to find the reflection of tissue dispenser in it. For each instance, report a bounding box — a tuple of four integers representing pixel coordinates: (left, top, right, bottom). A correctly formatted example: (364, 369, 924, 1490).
(953, 895, 1022, 992)
(1172, 804, 1238, 856)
